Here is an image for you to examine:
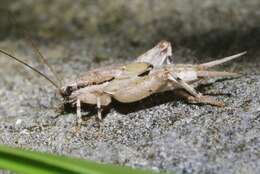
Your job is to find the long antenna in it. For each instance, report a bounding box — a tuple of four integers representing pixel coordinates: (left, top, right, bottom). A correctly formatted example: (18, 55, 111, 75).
(0, 49, 59, 89)
(7, 12, 62, 87)
(25, 36, 62, 86)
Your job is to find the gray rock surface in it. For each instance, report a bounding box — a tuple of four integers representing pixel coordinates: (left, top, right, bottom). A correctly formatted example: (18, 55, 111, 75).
(0, 1, 260, 174)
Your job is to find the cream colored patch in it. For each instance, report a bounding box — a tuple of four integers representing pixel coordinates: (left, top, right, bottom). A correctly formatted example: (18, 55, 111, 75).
(177, 71, 197, 81)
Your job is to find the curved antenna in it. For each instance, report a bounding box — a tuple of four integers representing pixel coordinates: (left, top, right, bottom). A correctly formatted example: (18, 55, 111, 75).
(25, 36, 62, 86)
(7, 12, 62, 87)
(0, 49, 59, 89)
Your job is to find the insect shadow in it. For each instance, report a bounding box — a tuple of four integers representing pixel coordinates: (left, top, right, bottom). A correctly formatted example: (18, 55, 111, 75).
(61, 90, 181, 119)
(111, 80, 233, 115)
(62, 78, 234, 120)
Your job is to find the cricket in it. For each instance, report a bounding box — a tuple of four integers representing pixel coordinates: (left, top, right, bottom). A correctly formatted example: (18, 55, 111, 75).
(0, 40, 246, 124)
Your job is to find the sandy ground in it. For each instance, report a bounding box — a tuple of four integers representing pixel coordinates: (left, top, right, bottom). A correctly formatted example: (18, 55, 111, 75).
(0, 1, 260, 174)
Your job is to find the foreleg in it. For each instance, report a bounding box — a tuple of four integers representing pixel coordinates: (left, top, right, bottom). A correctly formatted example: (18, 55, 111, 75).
(76, 99, 82, 125)
(96, 96, 102, 120)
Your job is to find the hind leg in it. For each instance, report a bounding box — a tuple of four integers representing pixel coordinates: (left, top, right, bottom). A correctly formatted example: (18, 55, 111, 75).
(168, 73, 202, 98)
(168, 74, 224, 106)
(175, 89, 224, 107)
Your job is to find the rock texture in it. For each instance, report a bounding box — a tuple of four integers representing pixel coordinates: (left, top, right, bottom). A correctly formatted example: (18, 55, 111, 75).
(0, 1, 259, 174)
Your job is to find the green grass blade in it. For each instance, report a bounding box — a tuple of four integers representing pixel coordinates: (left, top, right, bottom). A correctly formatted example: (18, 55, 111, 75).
(0, 145, 169, 174)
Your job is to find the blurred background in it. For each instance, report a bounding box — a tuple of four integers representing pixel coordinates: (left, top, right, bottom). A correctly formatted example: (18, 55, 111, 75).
(0, 1, 260, 174)
(0, 0, 259, 58)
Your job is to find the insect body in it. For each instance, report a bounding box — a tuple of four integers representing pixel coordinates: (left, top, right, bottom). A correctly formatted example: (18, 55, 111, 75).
(65, 46, 245, 123)
(61, 41, 172, 122)
(0, 40, 246, 124)
(60, 62, 153, 97)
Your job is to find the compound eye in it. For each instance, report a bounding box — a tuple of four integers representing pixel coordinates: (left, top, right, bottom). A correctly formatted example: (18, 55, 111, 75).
(60, 86, 73, 97)
(65, 86, 73, 95)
